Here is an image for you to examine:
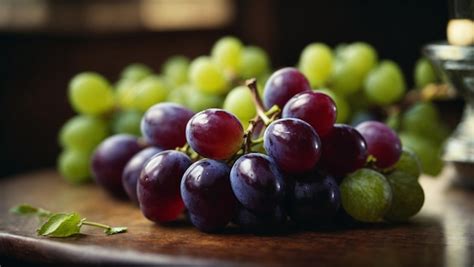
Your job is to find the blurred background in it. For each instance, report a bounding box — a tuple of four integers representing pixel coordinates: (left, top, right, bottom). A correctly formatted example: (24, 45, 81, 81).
(0, 0, 453, 178)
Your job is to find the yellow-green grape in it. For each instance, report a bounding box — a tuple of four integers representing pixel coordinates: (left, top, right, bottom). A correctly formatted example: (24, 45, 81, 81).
(111, 110, 142, 136)
(401, 102, 448, 143)
(121, 63, 152, 81)
(340, 42, 378, 77)
(59, 115, 109, 152)
(189, 56, 229, 95)
(340, 168, 392, 222)
(316, 88, 350, 123)
(68, 72, 115, 115)
(399, 133, 443, 176)
(329, 61, 364, 96)
(384, 171, 424, 222)
(223, 86, 256, 129)
(364, 60, 406, 105)
(115, 79, 137, 109)
(211, 36, 243, 73)
(184, 85, 224, 112)
(130, 75, 169, 112)
(414, 58, 438, 88)
(166, 85, 188, 106)
(58, 149, 92, 183)
(393, 149, 422, 178)
(162, 56, 189, 86)
(298, 43, 333, 87)
(239, 46, 270, 79)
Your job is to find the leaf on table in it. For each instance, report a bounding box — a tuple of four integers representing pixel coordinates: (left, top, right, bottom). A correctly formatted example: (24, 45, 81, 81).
(105, 226, 127, 235)
(10, 204, 51, 217)
(37, 213, 83, 237)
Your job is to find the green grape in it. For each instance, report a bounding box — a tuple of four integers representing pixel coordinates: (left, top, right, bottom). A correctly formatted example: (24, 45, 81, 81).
(184, 85, 224, 112)
(121, 63, 152, 81)
(347, 90, 371, 113)
(115, 79, 137, 109)
(223, 86, 256, 129)
(393, 149, 422, 178)
(162, 56, 189, 86)
(414, 58, 438, 88)
(298, 43, 333, 87)
(58, 149, 92, 183)
(401, 102, 448, 143)
(384, 171, 424, 222)
(111, 110, 142, 136)
(239, 46, 270, 79)
(340, 42, 378, 77)
(399, 133, 444, 176)
(68, 72, 115, 115)
(364, 60, 406, 105)
(166, 85, 188, 106)
(189, 56, 229, 95)
(334, 43, 348, 60)
(59, 115, 109, 152)
(340, 168, 392, 222)
(211, 36, 243, 73)
(316, 88, 350, 123)
(130, 75, 169, 112)
(385, 112, 401, 131)
(329, 61, 364, 96)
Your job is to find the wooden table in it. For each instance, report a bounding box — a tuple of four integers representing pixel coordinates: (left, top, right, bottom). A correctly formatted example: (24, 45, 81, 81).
(0, 168, 473, 266)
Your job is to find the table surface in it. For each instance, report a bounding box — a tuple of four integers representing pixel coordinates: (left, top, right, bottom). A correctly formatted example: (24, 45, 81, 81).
(0, 168, 473, 266)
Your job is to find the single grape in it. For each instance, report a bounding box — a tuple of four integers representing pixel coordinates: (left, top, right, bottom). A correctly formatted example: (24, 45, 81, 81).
(393, 149, 422, 178)
(122, 147, 162, 204)
(186, 109, 243, 160)
(58, 149, 91, 183)
(141, 103, 194, 149)
(115, 78, 138, 109)
(234, 204, 287, 233)
(130, 75, 169, 112)
(121, 63, 152, 81)
(223, 86, 256, 129)
(315, 88, 350, 123)
(59, 115, 108, 152)
(364, 60, 406, 105)
(184, 85, 224, 112)
(211, 36, 243, 73)
(339, 42, 378, 77)
(162, 56, 189, 86)
(68, 72, 115, 115)
(399, 133, 443, 176)
(329, 61, 364, 96)
(319, 124, 368, 177)
(138, 150, 191, 223)
(298, 43, 333, 87)
(282, 91, 337, 137)
(230, 153, 286, 213)
(181, 159, 237, 232)
(91, 134, 144, 198)
(239, 46, 270, 79)
(264, 118, 321, 173)
(189, 56, 229, 95)
(384, 171, 424, 222)
(401, 102, 448, 143)
(414, 58, 438, 88)
(166, 85, 187, 106)
(287, 171, 340, 226)
(340, 168, 392, 222)
(111, 110, 142, 136)
(356, 121, 402, 169)
(263, 67, 311, 109)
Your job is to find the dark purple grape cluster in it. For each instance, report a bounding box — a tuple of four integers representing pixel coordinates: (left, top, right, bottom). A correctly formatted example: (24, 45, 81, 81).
(91, 67, 422, 233)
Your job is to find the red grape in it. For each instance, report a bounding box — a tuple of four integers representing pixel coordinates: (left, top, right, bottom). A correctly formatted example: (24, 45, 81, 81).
(263, 67, 311, 109)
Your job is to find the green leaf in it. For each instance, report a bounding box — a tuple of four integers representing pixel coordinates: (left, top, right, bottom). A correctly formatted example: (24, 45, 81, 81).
(37, 213, 83, 237)
(10, 204, 51, 217)
(105, 226, 127, 235)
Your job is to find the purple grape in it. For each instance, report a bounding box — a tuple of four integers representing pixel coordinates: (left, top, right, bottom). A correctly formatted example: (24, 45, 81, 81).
(264, 118, 321, 174)
(186, 109, 244, 160)
(181, 159, 237, 232)
(141, 103, 194, 149)
(91, 134, 143, 198)
(283, 91, 337, 137)
(122, 147, 162, 203)
(137, 150, 191, 223)
(263, 67, 311, 109)
(288, 171, 340, 226)
(356, 121, 402, 169)
(319, 124, 368, 177)
(234, 205, 287, 233)
(230, 153, 286, 213)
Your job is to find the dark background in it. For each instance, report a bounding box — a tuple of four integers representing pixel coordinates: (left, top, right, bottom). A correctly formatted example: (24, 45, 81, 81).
(0, 0, 449, 178)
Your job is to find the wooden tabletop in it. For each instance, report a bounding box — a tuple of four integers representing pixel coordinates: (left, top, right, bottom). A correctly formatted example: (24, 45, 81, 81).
(0, 168, 473, 266)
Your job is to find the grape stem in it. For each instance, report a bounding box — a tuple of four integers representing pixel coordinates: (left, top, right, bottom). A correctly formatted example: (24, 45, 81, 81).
(81, 220, 113, 231)
(246, 79, 272, 125)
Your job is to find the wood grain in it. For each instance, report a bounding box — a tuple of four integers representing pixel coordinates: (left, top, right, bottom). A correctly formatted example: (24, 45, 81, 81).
(0, 168, 473, 266)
